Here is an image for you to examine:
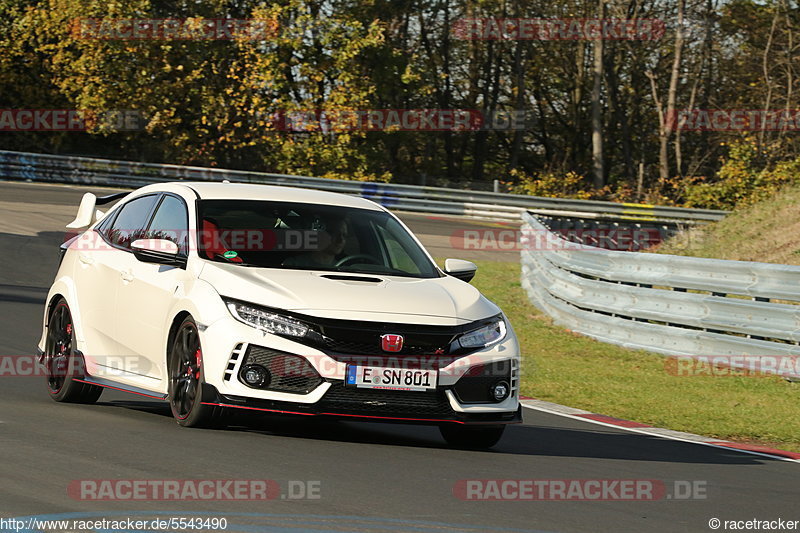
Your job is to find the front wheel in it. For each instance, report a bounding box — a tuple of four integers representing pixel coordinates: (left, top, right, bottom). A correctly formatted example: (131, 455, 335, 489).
(44, 298, 103, 403)
(168, 317, 226, 428)
(439, 424, 506, 449)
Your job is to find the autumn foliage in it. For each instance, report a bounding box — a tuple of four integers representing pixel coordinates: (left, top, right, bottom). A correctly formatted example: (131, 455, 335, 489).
(1, 0, 799, 209)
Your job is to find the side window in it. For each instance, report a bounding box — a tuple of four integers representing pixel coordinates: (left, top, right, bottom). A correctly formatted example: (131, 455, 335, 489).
(145, 195, 189, 255)
(105, 195, 158, 250)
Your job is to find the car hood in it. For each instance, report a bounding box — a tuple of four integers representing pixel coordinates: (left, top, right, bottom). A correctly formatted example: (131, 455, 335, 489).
(199, 262, 500, 325)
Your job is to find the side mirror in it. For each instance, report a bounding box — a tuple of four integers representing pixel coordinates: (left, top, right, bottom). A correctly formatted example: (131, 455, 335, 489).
(444, 258, 477, 283)
(131, 239, 186, 268)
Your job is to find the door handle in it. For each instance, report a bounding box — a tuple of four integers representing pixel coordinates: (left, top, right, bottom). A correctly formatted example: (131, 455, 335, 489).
(78, 253, 94, 265)
(121, 270, 134, 282)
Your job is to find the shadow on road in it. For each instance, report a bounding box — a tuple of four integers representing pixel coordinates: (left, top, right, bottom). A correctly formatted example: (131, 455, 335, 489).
(102, 399, 778, 466)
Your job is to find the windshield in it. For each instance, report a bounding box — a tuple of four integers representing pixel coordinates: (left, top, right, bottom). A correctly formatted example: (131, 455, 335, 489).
(197, 199, 440, 278)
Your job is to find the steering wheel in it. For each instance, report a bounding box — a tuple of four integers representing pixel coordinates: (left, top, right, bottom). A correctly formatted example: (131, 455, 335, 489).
(335, 254, 381, 268)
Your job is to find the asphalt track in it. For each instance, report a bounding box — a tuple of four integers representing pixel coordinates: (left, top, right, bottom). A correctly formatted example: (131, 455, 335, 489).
(0, 181, 797, 533)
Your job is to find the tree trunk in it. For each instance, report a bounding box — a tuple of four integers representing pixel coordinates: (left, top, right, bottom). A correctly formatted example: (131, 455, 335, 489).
(658, 0, 685, 183)
(508, 0, 526, 172)
(591, 0, 605, 189)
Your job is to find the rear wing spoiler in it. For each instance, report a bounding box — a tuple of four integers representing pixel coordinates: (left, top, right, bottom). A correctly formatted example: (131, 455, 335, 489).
(66, 192, 129, 229)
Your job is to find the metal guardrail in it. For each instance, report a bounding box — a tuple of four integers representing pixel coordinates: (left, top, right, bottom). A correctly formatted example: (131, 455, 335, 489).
(520, 211, 800, 377)
(0, 150, 728, 223)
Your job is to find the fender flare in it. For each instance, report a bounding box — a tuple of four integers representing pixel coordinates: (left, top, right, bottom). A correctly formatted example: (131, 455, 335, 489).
(38, 276, 84, 353)
(159, 278, 228, 370)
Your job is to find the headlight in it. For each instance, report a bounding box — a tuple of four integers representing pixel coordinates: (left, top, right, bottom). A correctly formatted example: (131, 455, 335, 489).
(225, 300, 309, 337)
(457, 317, 507, 349)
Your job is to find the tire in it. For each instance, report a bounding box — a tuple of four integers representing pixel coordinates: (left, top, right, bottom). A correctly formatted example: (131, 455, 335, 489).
(439, 424, 506, 449)
(168, 316, 226, 428)
(44, 299, 103, 403)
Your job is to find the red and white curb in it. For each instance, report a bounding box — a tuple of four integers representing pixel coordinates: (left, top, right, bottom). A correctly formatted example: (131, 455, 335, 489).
(520, 396, 800, 464)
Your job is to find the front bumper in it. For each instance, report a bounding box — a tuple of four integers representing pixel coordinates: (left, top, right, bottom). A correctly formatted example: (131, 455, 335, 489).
(199, 313, 522, 425)
(201, 383, 523, 425)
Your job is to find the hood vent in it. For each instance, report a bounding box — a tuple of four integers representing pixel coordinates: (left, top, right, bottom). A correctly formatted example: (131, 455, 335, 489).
(319, 274, 383, 283)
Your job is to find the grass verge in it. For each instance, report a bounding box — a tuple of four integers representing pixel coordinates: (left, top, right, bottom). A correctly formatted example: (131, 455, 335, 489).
(461, 259, 800, 453)
(655, 184, 800, 265)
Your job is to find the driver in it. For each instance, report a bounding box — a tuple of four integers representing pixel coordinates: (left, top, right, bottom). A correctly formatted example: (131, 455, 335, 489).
(283, 215, 349, 268)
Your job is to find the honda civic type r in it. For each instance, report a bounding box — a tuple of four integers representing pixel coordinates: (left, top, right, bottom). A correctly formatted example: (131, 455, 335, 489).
(38, 182, 521, 448)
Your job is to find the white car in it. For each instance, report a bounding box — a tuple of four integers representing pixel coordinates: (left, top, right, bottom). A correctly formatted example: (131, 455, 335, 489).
(38, 182, 521, 448)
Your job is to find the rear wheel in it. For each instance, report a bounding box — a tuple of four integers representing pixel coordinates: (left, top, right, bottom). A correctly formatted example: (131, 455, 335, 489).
(44, 299, 103, 403)
(168, 317, 226, 428)
(439, 424, 506, 449)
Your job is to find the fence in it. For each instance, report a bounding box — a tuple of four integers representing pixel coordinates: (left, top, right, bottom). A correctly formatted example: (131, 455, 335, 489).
(0, 150, 727, 223)
(520, 211, 800, 377)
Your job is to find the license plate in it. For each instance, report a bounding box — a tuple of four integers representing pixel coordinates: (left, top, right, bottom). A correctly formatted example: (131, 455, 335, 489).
(345, 365, 438, 391)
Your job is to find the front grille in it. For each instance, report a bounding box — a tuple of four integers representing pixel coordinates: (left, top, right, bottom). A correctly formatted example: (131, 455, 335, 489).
(318, 383, 454, 418)
(319, 330, 454, 357)
(242, 345, 323, 394)
(452, 360, 513, 404)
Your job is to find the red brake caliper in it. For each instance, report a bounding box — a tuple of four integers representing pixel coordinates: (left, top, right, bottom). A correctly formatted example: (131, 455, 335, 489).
(194, 349, 202, 379)
(56, 323, 73, 375)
